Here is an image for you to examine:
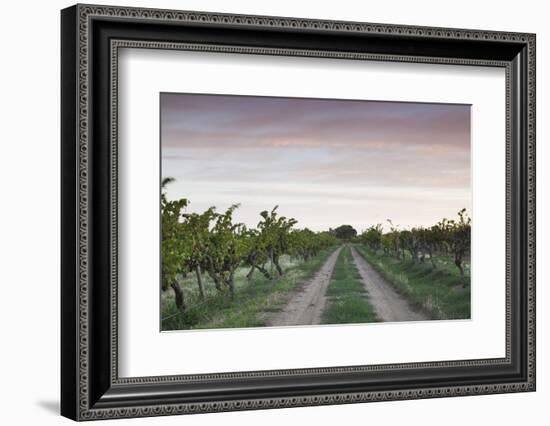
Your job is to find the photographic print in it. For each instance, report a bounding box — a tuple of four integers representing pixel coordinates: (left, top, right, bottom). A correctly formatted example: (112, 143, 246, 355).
(160, 93, 471, 331)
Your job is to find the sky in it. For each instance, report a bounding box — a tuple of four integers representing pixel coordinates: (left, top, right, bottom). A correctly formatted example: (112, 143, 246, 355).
(161, 93, 471, 233)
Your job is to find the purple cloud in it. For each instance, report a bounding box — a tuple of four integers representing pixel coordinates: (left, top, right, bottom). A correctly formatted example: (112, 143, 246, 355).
(161, 93, 471, 230)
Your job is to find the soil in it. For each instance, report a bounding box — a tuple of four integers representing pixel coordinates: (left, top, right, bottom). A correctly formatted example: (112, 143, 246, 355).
(267, 246, 342, 327)
(349, 246, 428, 322)
(267, 245, 428, 326)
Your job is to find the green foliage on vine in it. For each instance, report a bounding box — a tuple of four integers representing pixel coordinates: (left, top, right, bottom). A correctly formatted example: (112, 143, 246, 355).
(358, 209, 471, 284)
(161, 179, 339, 314)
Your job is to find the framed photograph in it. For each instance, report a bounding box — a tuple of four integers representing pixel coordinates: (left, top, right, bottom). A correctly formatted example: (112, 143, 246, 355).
(61, 4, 536, 421)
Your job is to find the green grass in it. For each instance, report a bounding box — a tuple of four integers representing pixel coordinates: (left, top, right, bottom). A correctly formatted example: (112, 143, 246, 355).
(161, 247, 338, 331)
(321, 246, 377, 324)
(354, 245, 470, 320)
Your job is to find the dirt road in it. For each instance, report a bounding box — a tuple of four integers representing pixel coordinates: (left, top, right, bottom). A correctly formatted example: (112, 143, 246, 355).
(350, 246, 428, 323)
(267, 246, 343, 327)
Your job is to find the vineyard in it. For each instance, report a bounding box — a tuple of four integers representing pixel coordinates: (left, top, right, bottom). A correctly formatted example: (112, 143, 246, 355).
(161, 178, 339, 329)
(161, 178, 471, 330)
(358, 208, 471, 286)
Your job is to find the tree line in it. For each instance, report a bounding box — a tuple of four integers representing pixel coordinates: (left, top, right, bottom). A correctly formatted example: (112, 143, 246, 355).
(358, 208, 471, 285)
(161, 178, 339, 314)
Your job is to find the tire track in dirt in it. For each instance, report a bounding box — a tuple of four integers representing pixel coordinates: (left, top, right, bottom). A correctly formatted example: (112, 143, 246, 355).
(267, 246, 343, 327)
(350, 246, 428, 323)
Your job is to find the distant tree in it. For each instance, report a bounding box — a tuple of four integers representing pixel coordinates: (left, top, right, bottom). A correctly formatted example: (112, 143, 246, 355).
(331, 224, 357, 241)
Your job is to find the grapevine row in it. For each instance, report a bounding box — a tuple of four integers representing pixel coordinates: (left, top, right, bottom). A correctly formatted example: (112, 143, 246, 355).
(357, 208, 471, 285)
(161, 178, 339, 314)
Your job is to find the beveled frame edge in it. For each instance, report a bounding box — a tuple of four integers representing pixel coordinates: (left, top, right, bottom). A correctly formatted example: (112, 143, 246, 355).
(61, 3, 536, 421)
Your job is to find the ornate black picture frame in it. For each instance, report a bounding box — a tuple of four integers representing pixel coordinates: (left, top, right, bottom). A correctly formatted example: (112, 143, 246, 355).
(61, 4, 536, 421)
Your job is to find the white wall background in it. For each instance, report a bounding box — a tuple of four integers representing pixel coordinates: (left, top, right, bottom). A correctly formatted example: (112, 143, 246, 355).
(0, 0, 546, 424)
